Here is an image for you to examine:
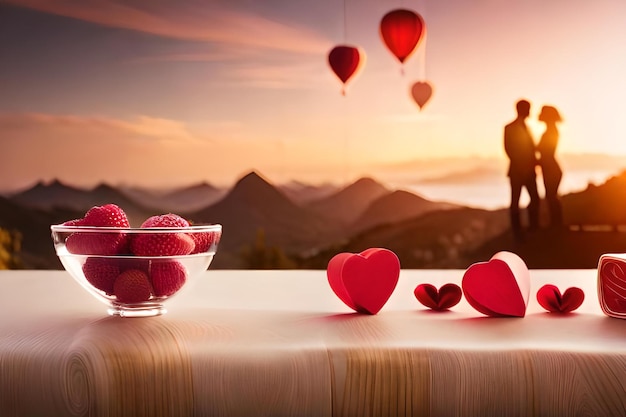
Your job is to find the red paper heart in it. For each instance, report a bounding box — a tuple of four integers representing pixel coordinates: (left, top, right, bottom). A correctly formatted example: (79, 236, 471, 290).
(536, 284, 584, 313)
(598, 255, 626, 318)
(462, 251, 530, 317)
(327, 248, 400, 315)
(414, 283, 462, 310)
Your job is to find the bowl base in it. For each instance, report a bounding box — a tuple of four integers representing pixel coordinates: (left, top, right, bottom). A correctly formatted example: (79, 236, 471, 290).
(108, 305, 167, 317)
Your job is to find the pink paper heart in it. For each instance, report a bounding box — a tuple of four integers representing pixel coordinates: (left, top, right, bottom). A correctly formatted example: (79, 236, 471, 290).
(536, 284, 584, 313)
(598, 255, 626, 319)
(462, 251, 530, 317)
(414, 283, 462, 311)
(327, 248, 400, 315)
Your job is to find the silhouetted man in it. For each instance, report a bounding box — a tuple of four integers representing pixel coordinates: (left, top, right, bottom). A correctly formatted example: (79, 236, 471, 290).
(504, 99, 540, 240)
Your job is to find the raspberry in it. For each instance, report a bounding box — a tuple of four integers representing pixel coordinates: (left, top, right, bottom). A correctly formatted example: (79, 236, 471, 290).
(64, 204, 130, 255)
(141, 214, 189, 228)
(131, 233, 195, 256)
(190, 230, 221, 254)
(83, 204, 130, 227)
(66, 232, 130, 255)
(150, 260, 187, 297)
(113, 270, 152, 303)
(130, 213, 195, 256)
(82, 257, 119, 295)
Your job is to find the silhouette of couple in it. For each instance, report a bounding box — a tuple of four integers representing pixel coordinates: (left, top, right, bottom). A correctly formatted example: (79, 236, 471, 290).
(504, 99, 563, 241)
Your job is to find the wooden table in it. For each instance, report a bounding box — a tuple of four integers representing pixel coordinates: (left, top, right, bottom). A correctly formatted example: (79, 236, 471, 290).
(0, 269, 624, 417)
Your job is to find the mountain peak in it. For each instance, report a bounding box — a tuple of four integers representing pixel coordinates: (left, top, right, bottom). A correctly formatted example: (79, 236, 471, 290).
(343, 177, 388, 194)
(189, 170, 342, 257)
(237, 170, 269, 187)
(92, 182, 116, 192)
(224, 170, 290, 206)
(49, 178, 65, 187)
(352, 176, 383, 186)
(350, 189, 459, 233)
(307, 176, 391, 224)
(28, 179, 73, 191)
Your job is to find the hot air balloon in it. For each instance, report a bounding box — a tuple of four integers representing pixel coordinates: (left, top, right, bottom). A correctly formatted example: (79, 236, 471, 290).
(328, 45, 364, 95)
(380, 9, 425, 67)
(411, 81, 433, 110)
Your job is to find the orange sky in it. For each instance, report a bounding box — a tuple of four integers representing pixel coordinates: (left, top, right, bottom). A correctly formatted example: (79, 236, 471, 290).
(1, 0, 626, 192)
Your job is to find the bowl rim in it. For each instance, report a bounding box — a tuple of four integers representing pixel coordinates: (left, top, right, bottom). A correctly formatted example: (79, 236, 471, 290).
(51, 224, 222, 233)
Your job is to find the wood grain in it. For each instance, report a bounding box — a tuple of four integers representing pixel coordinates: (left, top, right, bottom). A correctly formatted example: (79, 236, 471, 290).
(190, 347, 332, 417)
(330, 348, 430, 417)
(0, 270, 625, 416)
(61, 317, 195, 417)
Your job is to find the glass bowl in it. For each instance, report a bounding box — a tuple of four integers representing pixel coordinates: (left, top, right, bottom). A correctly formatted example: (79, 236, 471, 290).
(51, 224, 222, 317)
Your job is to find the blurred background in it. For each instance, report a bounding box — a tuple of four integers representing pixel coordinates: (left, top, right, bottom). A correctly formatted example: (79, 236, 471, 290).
(2, 0, 626, 270)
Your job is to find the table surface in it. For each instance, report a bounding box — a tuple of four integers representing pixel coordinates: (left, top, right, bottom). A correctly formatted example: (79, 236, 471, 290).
(1, 269, 625, 417)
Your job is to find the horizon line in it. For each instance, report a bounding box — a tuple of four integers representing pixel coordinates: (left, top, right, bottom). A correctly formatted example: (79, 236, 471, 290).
(2, 151, 626, 194)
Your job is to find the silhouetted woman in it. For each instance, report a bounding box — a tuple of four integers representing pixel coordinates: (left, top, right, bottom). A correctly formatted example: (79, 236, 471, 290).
(537, 105, 563, 227)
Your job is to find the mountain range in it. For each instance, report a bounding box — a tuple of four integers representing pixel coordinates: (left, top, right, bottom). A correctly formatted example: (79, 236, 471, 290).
(119, 182, 226, 213)
(2, 168, 626, 269)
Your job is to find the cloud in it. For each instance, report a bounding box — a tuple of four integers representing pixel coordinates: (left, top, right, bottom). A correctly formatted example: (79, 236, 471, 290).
(124, 44, 329, 89)
(0, 112, 303, 190)
(226, 61, 329, 89)
(0, 113, 201, 145)
(127, 51, 237, 64)
(4, 0, 332, 55)
(0, 112, 205, 190)
(123, 116, 199, 144)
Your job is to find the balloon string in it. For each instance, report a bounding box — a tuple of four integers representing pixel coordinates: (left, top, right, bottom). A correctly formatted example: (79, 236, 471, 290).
(343, 0, 348, 42)
(341, 94, 350, 182)
(419, 32, 428, 80)
(419, 1, 428, 81)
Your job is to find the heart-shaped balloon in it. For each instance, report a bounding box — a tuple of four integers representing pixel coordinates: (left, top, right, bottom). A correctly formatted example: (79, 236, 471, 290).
(414, 283, 462, 311)
(327, 248, 400, 315)
(462, 251, 530, 317)
(410, 81, 433, 110)
(597, 255, 626, 319)
(536, 284, 584, 313)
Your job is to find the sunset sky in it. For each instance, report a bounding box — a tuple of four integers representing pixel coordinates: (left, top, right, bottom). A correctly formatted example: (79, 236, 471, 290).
(1, 0, 626, 193)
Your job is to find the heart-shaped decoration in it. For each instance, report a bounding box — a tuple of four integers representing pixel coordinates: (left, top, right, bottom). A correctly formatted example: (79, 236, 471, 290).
(462, 251, 530, 317)
(327, 248, 400, 315)
(597, 254, 626, 319)
(414, 283, 462, 311)
(410, 81, 434, 110)
(536, 284, 584, 313)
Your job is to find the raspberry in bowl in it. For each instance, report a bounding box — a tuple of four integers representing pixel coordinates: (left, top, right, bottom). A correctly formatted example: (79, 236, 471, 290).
(51, 205, 222, 317)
